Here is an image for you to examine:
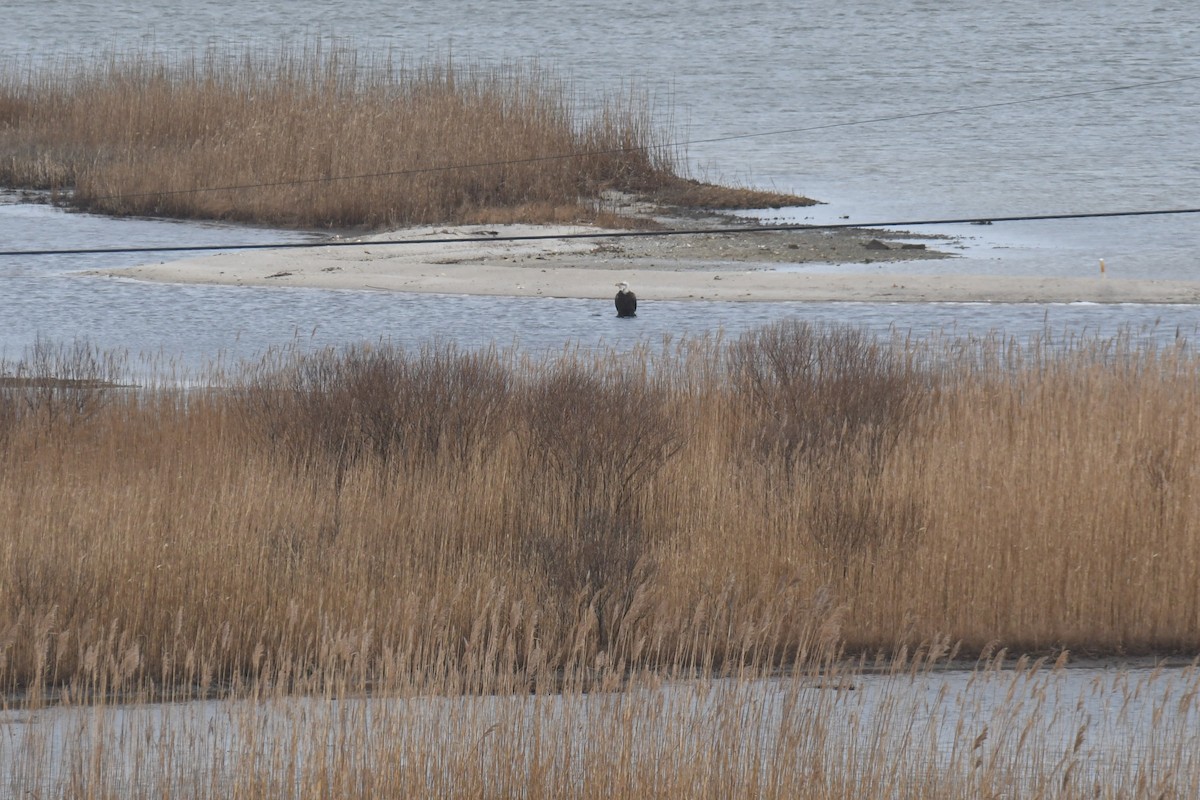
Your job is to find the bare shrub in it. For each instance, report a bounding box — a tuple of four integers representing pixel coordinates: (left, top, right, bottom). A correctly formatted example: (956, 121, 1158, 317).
(241, 342, 512, 476)
(727, 321, 930, 560)
(518, 358, 684, 652)
(0, 338, 126, 431)
(727, 320, 927, 470)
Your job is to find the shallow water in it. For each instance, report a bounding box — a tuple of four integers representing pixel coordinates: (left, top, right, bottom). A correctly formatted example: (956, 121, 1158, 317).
(3, 0, 1200, 365)
(5, 196, 1200, 373)
(4, 665, 1197, 795)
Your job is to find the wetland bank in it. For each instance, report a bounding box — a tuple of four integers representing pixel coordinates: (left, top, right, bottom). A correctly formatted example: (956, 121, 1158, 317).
(3, 42, 1200, 799)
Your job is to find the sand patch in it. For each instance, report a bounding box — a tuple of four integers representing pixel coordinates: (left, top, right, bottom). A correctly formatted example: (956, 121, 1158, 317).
(92, 221, 1200, 304)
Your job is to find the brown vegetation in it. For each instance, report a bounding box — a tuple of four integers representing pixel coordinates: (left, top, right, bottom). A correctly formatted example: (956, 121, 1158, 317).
(651, 176, 817, 210)
(0, 44, 812, 229)
(3, 324, 1200, 796)
(2, 323, 1198, 702)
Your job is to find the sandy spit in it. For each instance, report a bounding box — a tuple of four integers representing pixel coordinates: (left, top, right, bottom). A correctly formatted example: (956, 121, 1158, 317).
(91, 222, 1200, 305)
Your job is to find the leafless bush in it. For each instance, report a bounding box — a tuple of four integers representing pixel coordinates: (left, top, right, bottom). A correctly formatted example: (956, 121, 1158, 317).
(727, 320, 928, 471)
(0, 338, 126, 433)
(518, 359, 684, 650)
(240, 342, 513, 476)
(727, 321, 930, 559)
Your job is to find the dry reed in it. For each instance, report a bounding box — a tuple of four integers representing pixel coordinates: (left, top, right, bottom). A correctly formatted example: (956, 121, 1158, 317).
(2, 321, 1198, 702)
(3, 322, 1200, 796)
(0, 43, 810, 228)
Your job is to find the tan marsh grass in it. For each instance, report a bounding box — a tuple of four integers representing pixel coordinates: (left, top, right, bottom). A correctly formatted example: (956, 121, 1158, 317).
(4, 323, 1200, 796)
(0, 43, 812, 228)
(1, 322, 1198, 704)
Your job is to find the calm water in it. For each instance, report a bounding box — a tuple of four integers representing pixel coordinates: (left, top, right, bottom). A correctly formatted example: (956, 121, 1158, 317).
(3, 0, 1200, 367)
(5, 665, 1198, 793)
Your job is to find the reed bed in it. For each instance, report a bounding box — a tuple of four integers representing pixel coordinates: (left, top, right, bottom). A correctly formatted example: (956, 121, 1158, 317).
(2, 322, 1197, 703)
(0, 43, 656, 226)
(0, 43, 804, 228)
(4, 323, 1200, 795)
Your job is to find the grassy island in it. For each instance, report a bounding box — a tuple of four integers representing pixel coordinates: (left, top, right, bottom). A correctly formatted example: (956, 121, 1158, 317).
(0, 44, 811, 228)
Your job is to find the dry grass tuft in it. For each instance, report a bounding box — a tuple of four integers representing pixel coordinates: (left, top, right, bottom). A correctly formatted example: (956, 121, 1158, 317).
(647, 175, 817, 210)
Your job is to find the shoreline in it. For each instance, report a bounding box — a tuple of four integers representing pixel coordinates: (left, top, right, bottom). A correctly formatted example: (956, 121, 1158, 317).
(91, 220, 1200, 305)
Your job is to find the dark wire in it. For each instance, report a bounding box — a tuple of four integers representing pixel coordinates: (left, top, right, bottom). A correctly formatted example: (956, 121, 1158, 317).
(3, 207, 1198, 258)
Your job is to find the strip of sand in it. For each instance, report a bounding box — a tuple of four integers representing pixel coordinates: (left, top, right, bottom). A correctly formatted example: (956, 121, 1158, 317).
(93, 223, 1200, 304)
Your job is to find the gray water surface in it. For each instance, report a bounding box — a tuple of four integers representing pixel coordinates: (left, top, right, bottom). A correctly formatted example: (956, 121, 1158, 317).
(4, 665, 1197, 795)
(3, 1, 1200, 365)
(6, 195, 1200, 371)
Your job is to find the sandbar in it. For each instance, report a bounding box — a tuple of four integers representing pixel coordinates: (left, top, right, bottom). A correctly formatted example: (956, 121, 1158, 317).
(92, 222, 1200, 305)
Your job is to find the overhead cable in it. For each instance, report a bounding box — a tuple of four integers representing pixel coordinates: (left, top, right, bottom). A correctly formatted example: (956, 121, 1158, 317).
(3, 206, 1198, 258)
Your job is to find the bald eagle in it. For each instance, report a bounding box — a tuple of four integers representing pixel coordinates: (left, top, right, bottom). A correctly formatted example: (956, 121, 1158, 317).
(615, 281, 637, 318)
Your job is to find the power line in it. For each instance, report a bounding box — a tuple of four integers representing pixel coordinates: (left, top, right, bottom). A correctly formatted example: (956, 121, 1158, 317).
(682, 75, 1200, 146)
(84, 74, 1200, 204)
(3, 206, 1198, 258)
